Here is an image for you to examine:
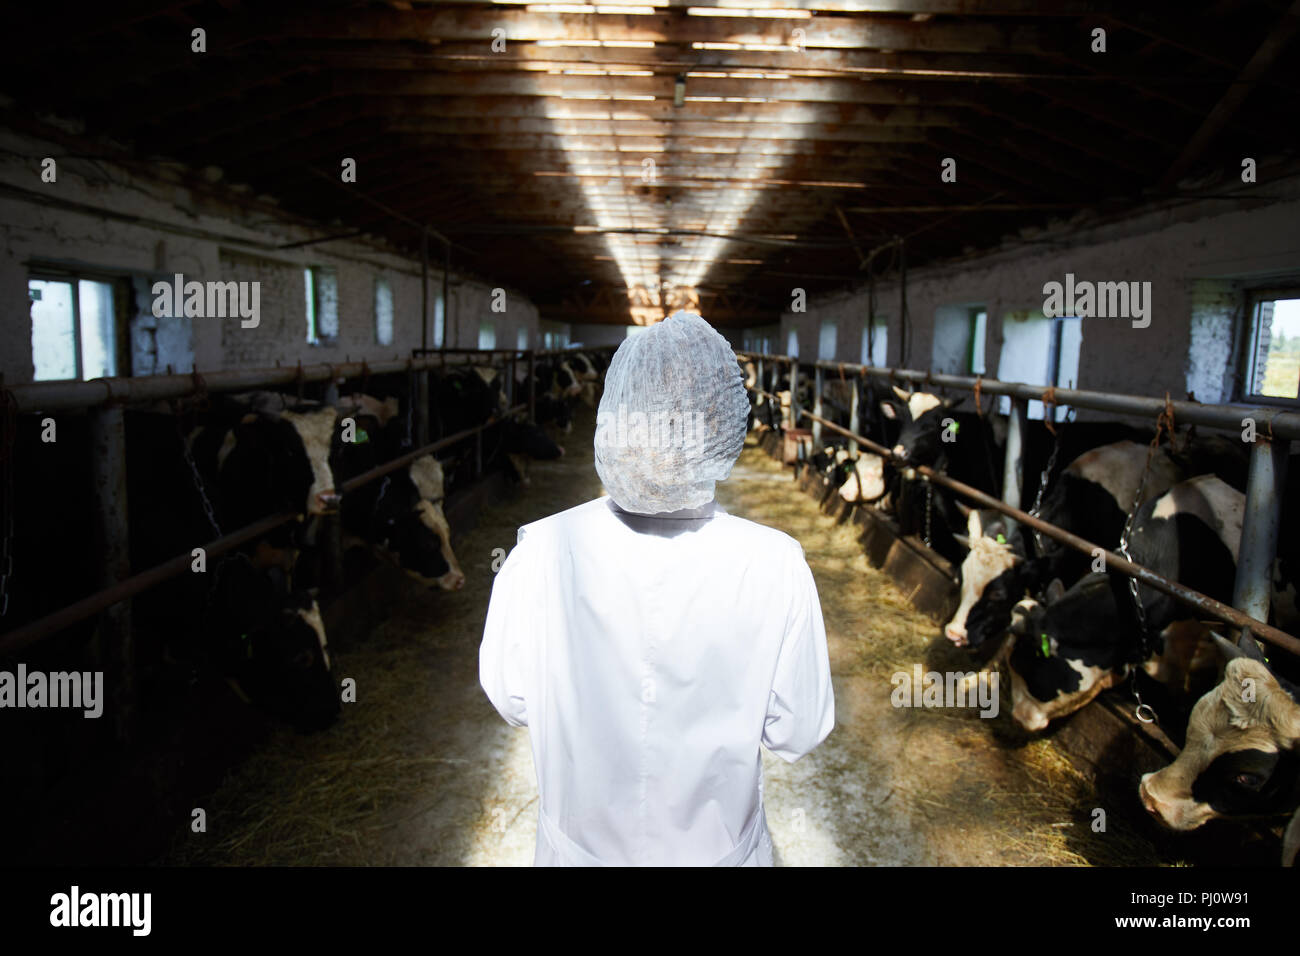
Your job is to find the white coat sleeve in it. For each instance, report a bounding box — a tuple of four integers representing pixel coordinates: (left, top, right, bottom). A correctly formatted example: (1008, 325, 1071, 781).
(762, 538, 835, 762)
(479, 527, 542, 727)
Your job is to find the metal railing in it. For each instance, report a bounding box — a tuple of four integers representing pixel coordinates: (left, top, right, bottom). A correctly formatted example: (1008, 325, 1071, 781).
(0, 346, 613, 664)
(739, 352, 1297, 659)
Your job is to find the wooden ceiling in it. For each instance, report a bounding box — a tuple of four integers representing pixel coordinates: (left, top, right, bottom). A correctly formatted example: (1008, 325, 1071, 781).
(5, 1, 1300, 326)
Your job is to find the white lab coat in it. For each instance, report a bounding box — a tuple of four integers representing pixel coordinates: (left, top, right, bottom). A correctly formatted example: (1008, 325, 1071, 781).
(479, 495, 835, 866)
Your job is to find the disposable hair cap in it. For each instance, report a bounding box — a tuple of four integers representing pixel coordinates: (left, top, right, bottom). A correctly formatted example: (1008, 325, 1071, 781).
(594, 310, 749, 515)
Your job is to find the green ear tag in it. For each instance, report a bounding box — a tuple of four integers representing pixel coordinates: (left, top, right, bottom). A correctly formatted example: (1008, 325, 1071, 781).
(1040, 633, 1050, 657)
(951, 421, 960, 434)
(996, 533, 1006, 544)
(356, 428, 369, 444)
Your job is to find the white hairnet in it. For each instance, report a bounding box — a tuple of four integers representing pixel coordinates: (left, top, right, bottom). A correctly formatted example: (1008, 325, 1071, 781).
(594, 310, 749, 515)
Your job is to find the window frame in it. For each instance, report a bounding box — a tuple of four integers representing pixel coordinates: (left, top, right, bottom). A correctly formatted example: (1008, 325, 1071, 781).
(305, 265, 339, 348)
(1240, 286, 1300, 408)
(28, 267, 126, 382)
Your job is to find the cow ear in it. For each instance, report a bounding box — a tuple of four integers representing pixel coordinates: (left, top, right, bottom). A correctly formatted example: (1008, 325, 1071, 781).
(1222, 658, 1275, 728)
(952, 533, 971, 550)
(1045, 578, 1066, 603)
(891, 385, 911, 402)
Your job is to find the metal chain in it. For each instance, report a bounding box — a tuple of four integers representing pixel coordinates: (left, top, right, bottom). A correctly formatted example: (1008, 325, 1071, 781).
(1027, 407, 1073, 556)
(923, 477, 933, 550)
(1117, 396, 1177, 723)
(0, 388, 16, 617)
(173, 404, 223, 539)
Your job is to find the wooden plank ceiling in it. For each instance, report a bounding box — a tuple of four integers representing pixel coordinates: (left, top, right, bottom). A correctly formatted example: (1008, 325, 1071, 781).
(5, 0, 1300, 327)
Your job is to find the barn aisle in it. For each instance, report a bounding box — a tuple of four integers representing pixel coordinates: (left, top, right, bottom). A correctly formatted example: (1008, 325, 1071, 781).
(163, 407, 1160, 867)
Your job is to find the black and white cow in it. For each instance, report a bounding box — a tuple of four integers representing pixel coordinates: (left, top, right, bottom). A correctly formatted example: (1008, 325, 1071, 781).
(1140, 634, 1300, 833)
(126, 407, 340, 732)
(948, 440, 1186, 647)
(997, 474, 1292, 733)
(331, 399, 466, 591)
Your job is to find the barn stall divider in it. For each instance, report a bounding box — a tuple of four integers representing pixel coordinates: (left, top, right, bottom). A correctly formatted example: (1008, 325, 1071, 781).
(0, 344, 615, 748)
(738, 351, 1298, 797)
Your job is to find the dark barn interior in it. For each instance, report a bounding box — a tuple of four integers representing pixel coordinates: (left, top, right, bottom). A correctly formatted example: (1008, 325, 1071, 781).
(1, 0, 1299, 877)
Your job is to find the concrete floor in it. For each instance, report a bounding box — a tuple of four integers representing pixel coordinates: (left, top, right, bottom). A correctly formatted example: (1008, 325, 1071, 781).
(164, 407, 1161, 866)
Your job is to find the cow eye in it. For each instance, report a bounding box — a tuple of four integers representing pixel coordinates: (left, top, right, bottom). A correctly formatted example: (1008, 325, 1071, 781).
(1234, 772, 1265, 789)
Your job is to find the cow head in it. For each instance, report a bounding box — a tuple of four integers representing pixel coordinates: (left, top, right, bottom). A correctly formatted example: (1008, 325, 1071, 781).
(946, 509, 1021, 646)
(209, 558, 340, 732)
(839, 453, 887, 504)
(1140, 637, 1300, 830)
(279, 406, 344, 514)
(880, 386, 961, 468)
(1004, 575, 1129, 731)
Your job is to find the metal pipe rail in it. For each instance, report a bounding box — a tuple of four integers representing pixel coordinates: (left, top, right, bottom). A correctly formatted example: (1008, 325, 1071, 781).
(737, 352, 1300, 440)
(0, 401, 534, 657)
(4, 346, 618, 415)
(0, 334, 582, 656)
(794, 405, 1300, 659)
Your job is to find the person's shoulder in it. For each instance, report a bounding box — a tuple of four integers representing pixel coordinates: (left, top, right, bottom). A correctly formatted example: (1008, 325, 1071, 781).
(713, 512, 804, 556)
(518, 495, 611, 541)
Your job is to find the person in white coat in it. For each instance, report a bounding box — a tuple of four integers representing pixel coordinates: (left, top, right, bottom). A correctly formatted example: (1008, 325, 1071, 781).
(480, 310, 835, 866)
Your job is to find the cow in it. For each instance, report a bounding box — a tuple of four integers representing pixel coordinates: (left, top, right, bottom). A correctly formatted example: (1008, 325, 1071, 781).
(124, 408, 341, 733)
(502, 418, 565, 485)
(331, 399, 466, 591)
(1139, 634, 1300, 833)
(205, 554, 340, 733)
(997, 475, 1278, 734)
(875, 386, 1004, 566)
(947, 440, 1186, 648)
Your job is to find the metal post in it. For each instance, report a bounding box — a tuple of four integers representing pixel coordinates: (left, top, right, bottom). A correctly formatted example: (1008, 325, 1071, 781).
(420, 227, 429, 353)
(89, 404, 133, 744)
(415, 370, 430, 446)
(849, 375, 860, 455)
(1001, 397, 1027, 536)
(1232, 436, 1289, 623)
(789, 358, 800, 433)
(755, 356, 764, 407)
(812, 364, 823, 449)
(527, 349, 536, 423)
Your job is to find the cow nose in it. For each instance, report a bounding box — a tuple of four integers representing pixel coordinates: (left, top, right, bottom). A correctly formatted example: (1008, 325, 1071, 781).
(891, 444, 907, 461)
(1012, 701, 1048, 732)
(1138, 775, 1162, 818)
(945, 624, 967, 645)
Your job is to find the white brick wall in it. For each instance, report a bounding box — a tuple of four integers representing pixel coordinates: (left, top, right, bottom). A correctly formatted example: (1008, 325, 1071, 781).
(0, 126, 541, 385)
(779, 175, 1300, 415)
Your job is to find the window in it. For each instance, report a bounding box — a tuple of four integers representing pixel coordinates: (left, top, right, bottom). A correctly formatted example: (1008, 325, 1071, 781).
(996, 310, 1082, 421)
(969, 308, 988, 375)
(305, 267, 339, 346)
(818, 319, 837, 361)
(29, 277, 118, 381)
(433, 291, 446, 348)
(374, 277, 394, 346)
(1244, 292, 1300, 402)
(861, 316, 887, 367)
(786, 328, 799, 358)
(478, 320, 497, 350)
